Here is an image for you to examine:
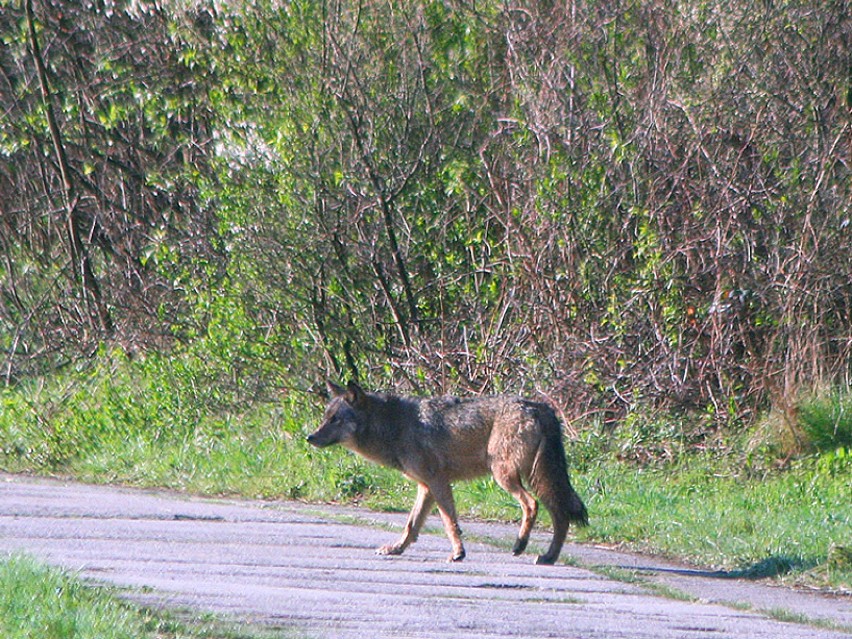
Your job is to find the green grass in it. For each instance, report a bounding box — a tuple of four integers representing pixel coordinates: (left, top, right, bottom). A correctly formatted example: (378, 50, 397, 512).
(0, 353, 849, 593)
(0, 555, 285, 639)
(574, 456, 850, 590)
(1, 555, 144, 639)
(798, 389, 852, 451)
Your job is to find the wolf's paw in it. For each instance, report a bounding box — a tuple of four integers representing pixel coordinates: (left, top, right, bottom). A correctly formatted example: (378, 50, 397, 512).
(448, 549, 466, 562)
(376, 544, 404, 556)
(512, 537, 529, 556)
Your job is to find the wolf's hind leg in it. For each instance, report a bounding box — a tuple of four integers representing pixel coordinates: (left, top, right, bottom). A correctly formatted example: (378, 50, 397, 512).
(378, 483, 434, 556)
(528, 432, 588, 565)
(534, 510, 568, 565)
(492, 467, 538, 556)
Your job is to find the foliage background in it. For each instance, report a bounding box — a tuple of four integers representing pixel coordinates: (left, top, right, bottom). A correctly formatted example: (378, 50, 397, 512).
(1, 0, 850, 428)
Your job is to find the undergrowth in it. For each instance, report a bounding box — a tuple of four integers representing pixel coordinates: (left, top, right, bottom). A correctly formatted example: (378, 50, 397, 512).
(0, 352, 849, 592)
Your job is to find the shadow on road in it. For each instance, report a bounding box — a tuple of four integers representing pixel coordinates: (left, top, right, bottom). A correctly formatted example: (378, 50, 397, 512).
(624, 554, 813, 580)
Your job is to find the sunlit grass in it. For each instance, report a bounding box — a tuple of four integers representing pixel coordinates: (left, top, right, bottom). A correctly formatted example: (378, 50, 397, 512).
(1, 555, 179, 639)
(0, 555, 300, 639)
(575, 461, 850, 587)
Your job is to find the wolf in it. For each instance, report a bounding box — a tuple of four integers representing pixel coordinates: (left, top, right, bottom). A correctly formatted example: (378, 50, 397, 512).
(307, 381, 588, 565)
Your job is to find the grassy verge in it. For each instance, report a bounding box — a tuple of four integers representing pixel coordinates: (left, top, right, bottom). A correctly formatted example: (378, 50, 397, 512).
(0, 555, 284, 639)
(1, 353, 849, 592)
(574, 447, 851, 591)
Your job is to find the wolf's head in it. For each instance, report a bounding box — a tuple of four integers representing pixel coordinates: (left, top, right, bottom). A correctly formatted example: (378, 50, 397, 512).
(307, 381, 368, 448)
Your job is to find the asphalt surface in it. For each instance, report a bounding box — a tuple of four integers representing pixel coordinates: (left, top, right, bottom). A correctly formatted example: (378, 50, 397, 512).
(1, 473, 850, 639)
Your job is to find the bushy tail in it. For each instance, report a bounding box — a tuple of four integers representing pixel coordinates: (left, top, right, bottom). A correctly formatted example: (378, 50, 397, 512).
(529, 410, 588, 527)
(527, 413, 587, 564)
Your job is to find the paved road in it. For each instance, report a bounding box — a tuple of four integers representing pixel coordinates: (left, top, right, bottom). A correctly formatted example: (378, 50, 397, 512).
(1, 474, 849, 638)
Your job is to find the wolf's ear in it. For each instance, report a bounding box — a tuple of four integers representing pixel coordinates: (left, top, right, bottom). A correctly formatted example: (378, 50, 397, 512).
(326, 380, 347, 398)
(345, 380, 368, 409)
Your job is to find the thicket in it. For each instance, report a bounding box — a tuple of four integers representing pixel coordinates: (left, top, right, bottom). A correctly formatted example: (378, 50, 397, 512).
(1, 0, 850, 430)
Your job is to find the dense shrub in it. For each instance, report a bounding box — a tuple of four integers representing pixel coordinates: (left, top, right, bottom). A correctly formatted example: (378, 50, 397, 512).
(1, 0, 849, 428)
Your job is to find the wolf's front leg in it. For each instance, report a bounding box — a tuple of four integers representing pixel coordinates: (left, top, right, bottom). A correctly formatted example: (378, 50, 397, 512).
(429, 480, 466, 561)
(377, 483, 434, 557)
